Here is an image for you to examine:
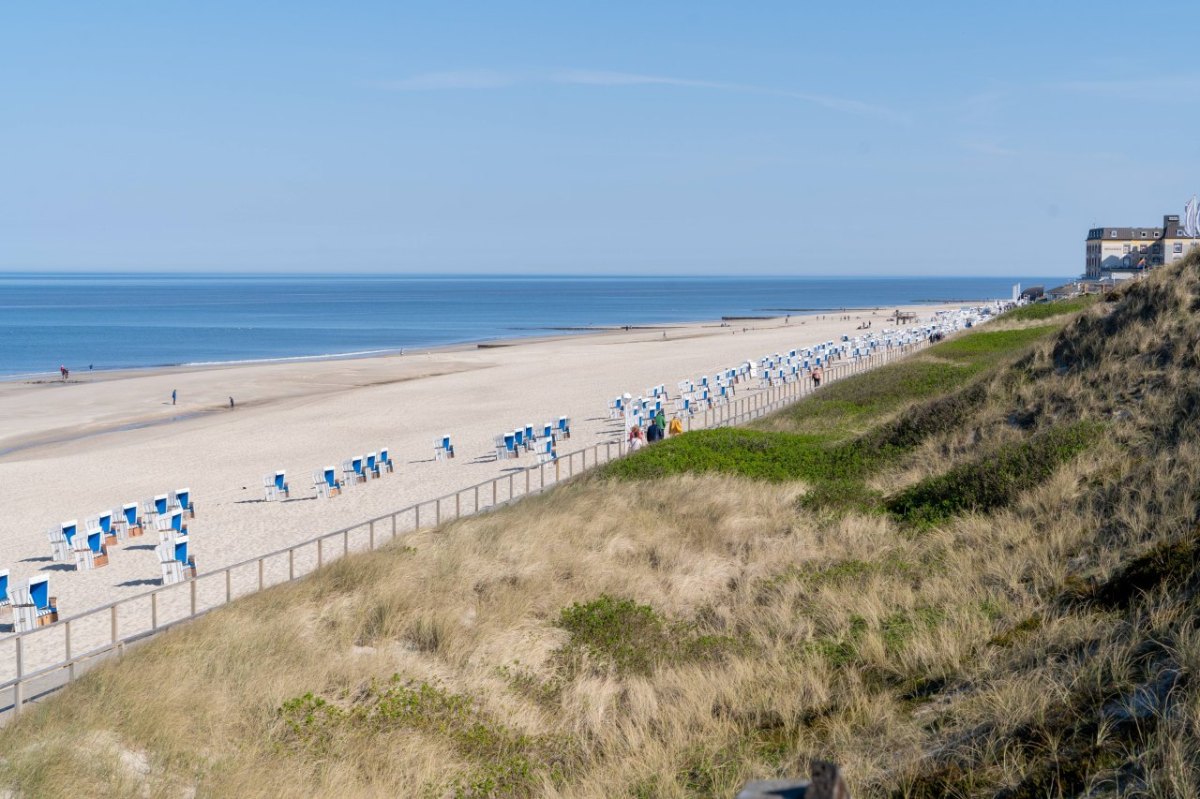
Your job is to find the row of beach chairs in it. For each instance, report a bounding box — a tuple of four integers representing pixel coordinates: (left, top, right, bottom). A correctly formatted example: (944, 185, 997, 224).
(607, 307, 997, 425)
(47, 489, 194, 572)
(494, 418, 570, 463)
(262, 449, 396, 501)
(0, 571, 59, 633)
(312, 449, 395, 499)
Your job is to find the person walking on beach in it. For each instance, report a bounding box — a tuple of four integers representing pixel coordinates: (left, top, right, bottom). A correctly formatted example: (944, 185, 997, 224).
(647, 418, 664, 443)
(628, 424, 645, 451)
(668, 416, 684, 437)
(171, 389, 177, 406)
(812, 365, 823, 387)
(229, 396, 235, 409)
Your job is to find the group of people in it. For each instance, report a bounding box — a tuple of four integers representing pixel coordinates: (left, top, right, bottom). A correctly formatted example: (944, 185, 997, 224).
(628, 409, 685, 451)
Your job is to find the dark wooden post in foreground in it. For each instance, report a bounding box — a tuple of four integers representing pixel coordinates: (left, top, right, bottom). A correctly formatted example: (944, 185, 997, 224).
(735, 760, 849, 799)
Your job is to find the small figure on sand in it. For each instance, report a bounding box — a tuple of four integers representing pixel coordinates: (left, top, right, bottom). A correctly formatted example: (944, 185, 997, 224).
(59, 365, 68, 381)
(229, 396, 235, 409)
(812, 365, 823, 387)
(171, 389, 177, 406)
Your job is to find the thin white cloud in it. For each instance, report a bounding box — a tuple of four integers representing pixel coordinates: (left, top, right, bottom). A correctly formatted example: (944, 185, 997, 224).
(382, 69, 518, 91)
(381, 68, 906, 123)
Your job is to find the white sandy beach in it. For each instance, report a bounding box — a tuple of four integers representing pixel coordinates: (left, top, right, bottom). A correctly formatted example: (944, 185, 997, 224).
(0, 305, 965, 674)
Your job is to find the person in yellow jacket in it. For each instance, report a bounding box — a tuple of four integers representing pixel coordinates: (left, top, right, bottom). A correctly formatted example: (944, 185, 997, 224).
(668, 417, 684, 437)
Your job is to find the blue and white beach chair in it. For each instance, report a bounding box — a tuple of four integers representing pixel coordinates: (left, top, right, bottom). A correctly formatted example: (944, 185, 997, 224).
(9, 585, 33, 633)
(120, 502, 141, 536)
(536, 437, 556, 464)
(22, 576, 58, 630)
(47, 526, 69, 561)
(157, 536, 195, 585)
(273, 472, 288, 498)
(141, 498, 159, 526)
(378, 448, 394, 474)
(0, 569, 9, 609)
(557, 416, 571, 439)
(72, 529, 106, 570)
(435, 435, 455, 461)
(502, 433, 518, 459)
(513, 428, 525, 451)
(263, 474, 279, 501)
(154, 494, 169, 517)
(366, 452, 379, 478)
(352, 455, 369, 483)
(174, 487, 193, 516)
(315, 466, 342, 498)
(154, 510, 177, 541)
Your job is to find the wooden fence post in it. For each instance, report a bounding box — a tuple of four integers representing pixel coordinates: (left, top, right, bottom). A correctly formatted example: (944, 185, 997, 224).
(14, 636, 23, 715)
(65, 620, 73, 682)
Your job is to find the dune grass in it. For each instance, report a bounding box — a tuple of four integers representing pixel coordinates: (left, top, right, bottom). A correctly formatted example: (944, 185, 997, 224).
(1003, 294, 1099, 322)
(5, 263, 1200, 797)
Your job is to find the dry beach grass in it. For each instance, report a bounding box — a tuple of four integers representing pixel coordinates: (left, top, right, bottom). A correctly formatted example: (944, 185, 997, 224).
(5, 259, 1200, 797)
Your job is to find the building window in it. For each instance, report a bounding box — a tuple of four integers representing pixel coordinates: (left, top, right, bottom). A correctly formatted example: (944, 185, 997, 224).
(1175, 243, 1184, 254)
(1141, 231, 1148, 238)
(1111, 231, 1118, 238)
(1123, 245, 1131, 253)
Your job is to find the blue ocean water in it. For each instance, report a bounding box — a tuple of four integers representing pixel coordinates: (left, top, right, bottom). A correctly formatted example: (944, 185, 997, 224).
(0, 273, 1071, 377)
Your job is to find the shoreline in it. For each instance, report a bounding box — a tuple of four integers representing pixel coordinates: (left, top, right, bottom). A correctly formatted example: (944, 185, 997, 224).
(0, 306, 990, 457)
(0, 300, 987, 384)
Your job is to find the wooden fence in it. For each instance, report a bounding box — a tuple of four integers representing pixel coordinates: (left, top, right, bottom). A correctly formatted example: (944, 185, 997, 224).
(0, 339, 927, 716)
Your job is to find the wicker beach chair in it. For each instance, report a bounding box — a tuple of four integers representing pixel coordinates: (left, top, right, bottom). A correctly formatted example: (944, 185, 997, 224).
(536, 437, 556, 465)
(9, 584, 37, 633)
(48, 525, 70, 561)
(352, 455, 369, 483)
(173, 487, 193, 516)
(157, 537, 194, 585)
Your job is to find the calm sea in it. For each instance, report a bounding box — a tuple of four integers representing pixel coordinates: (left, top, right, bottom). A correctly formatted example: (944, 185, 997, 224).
(0, 273, 1070, 377)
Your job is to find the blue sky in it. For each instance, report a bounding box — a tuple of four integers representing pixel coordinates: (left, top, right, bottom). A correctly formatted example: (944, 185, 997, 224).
(1, 2, 1194, 275)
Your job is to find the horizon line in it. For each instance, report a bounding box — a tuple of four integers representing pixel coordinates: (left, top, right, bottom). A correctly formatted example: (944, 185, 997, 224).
(0, 269, 1075, 280)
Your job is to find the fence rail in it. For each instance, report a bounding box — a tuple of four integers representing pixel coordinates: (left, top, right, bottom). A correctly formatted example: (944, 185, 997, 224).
(0, 338, 930, 717)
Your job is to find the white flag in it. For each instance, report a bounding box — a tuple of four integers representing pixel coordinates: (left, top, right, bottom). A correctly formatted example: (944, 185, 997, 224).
(1185, 196, 1199, 237)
